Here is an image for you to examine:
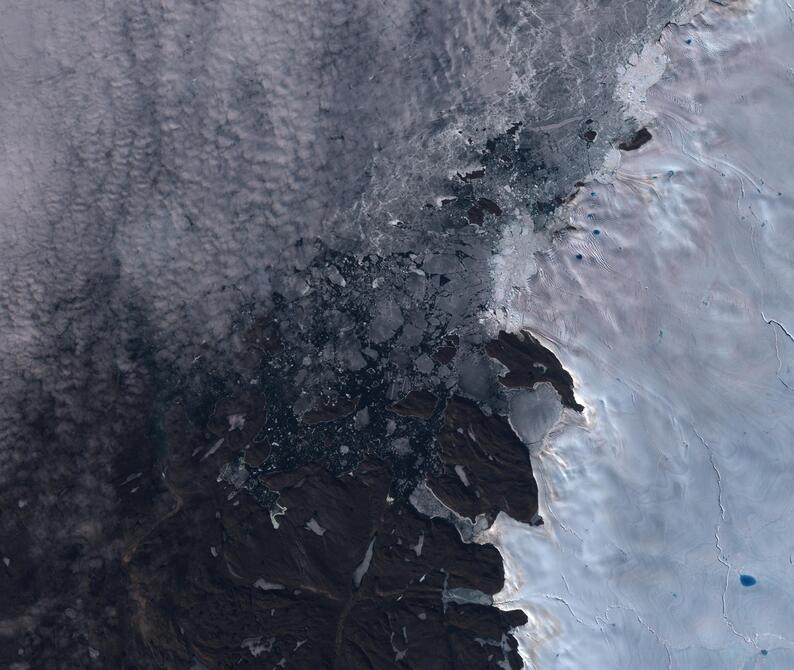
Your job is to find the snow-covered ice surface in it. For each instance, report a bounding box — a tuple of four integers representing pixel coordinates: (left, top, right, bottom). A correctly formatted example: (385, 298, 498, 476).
(487, 1, 794, 668)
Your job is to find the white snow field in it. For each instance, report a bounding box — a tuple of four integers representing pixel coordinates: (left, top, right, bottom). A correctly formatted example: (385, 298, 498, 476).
(488, 2, 794, 668)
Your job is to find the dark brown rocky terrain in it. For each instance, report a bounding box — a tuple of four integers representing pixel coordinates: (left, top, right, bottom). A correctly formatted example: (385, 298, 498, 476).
(1, 317, 582, 670)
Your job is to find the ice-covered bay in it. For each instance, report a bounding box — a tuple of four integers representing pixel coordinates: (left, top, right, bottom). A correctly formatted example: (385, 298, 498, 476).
(487, 1, 794, 667)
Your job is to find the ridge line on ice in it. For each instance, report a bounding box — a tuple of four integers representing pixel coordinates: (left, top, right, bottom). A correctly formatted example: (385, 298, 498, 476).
(692, 427, 753, 647)
(761, 312, 793, 391)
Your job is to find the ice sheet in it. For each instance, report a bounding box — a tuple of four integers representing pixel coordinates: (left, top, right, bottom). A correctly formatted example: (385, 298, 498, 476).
(487, 2, 794, 667)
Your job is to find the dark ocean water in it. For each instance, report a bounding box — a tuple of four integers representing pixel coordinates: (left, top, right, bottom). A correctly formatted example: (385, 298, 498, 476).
(0, 1, 726, 668)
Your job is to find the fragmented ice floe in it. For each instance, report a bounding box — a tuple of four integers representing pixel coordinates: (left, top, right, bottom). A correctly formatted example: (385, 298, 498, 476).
(409, 480, 493, 544)
(304, 517, 327, 536)
(226, 413, 245, 431)
(352, 537, 376, 589)
(240, 636, 275, 658)
(410, 532, 424, 557)
(488, 1, 794, 667)
(443, 587, 493, 607)
(254, 578, 285, 591)
(508, 384, 563, 447)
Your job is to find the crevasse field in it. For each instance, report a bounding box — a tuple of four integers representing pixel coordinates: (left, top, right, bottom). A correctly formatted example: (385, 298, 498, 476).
(488, 1, 794, 667)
